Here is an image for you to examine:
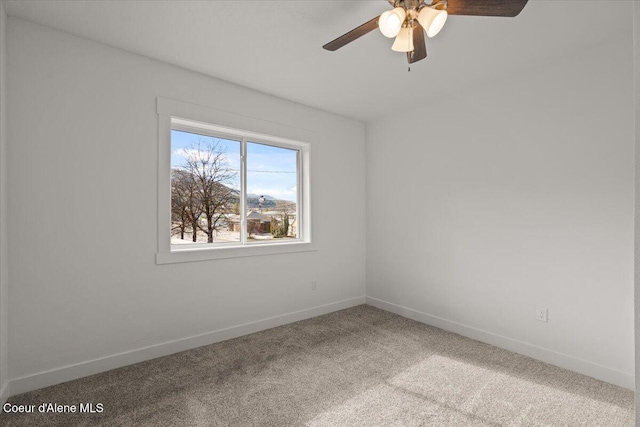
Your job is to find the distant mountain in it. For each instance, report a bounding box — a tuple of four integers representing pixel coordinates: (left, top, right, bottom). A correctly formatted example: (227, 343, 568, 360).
(171, 170, 293, 211)
(247, 193, 275, 200)
(247, 195, 276, 209)
(232, 190, 293, 210)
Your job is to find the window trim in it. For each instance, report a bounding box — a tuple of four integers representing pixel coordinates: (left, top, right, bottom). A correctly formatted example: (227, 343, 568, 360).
(156, 97, 315, 264)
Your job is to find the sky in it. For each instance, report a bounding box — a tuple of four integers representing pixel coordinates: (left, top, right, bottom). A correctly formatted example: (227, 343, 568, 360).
(171, 129, 298, 202)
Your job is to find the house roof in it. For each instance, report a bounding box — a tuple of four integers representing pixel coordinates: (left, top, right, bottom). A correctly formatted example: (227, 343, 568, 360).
(247, 211, 267, 221)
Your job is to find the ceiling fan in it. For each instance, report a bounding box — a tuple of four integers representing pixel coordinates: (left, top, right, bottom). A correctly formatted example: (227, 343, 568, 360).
(323, 0, 529, 65)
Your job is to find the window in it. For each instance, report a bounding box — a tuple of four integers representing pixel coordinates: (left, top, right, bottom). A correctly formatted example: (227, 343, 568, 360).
(156, 98, 313, 264)
(171, 127, 242, 245)
(245, 142, 300, 242)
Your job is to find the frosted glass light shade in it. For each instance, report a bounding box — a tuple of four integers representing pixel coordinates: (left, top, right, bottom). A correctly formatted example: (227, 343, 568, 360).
(391, 27, 414, 52)
(418, 6, 448, 38)
(379, 7, 406, 38)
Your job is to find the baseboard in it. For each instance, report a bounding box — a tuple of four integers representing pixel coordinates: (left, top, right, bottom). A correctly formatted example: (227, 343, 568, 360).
(0, 380, 8, 405)
(7, 296, 366, 397)
(366, 296, 634, 390)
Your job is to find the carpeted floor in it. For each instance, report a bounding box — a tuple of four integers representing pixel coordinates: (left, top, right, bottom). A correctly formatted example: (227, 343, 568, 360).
(1, 305, 634, 426)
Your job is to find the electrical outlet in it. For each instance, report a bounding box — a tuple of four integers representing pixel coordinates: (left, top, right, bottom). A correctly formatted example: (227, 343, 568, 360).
(311, 280, 318, 291)
(536, 306, 548, 322)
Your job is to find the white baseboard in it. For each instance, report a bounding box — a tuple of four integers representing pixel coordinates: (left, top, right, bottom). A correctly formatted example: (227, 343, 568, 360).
(366, 296, 634, 390)
(8, 296, 366, 397)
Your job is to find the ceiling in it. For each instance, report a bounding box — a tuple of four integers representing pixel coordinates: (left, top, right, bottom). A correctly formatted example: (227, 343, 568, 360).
(3, 0, 633, 122)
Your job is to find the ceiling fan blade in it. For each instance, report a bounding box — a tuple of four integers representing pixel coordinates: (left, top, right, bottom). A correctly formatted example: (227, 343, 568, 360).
(446, 0, 529, 17)
(407, 23, 427, 64)
(323, 16, 380, 51)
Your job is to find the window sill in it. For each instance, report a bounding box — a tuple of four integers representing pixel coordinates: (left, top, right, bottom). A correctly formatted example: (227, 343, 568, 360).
(156, 241, 317, 264)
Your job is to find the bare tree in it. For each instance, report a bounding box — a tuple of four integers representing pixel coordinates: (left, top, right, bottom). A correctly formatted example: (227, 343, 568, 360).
(171, 169, 202, 242)
(247, 219, 261, 238)
(275, 200, 296, 237)
(180, 140, 238, 243)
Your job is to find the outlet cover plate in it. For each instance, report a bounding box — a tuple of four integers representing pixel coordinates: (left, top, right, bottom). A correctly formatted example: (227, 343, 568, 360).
(536, 306, 548, 322)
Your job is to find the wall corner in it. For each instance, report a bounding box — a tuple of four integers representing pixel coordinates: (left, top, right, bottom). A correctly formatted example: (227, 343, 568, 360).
(0, 0, 9, 404)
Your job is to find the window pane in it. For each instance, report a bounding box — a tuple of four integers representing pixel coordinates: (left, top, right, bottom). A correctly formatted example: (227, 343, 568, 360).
(171, 129, 241, 244)
(246, 142, 299, 241)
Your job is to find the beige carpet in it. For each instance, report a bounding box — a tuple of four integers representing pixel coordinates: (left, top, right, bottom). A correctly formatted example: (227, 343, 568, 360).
(1, 305, 634, 426)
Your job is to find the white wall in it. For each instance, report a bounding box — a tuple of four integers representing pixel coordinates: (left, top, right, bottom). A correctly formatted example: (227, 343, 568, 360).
(0, 1, 8, 404)
(634, 0, 640, 420)
(367, 20, 635, 388)
(6, 17, 366, 395)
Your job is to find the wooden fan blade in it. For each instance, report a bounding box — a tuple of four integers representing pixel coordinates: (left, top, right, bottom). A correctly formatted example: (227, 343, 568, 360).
(408, 23, 427, 64)
(323, 16, 380, 51)
(447, 0, 529, 17)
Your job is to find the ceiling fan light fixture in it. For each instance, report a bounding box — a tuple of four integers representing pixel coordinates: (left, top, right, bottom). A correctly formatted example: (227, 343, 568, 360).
(379, 7, 406, 38)
(418, 6, 448, 38)
(391, 26, 414, 52)
(322, 0, 530, 65)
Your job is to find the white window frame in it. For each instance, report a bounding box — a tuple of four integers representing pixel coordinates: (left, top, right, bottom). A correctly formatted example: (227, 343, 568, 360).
(156, 97, 314, 264)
